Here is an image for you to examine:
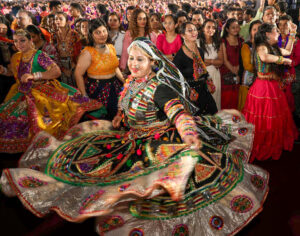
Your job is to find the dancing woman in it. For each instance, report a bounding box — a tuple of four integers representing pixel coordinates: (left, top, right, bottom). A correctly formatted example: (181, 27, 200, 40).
(243, 23, 298, 162)
(0, 29, 101, 153)
(1, 37, 269, 235)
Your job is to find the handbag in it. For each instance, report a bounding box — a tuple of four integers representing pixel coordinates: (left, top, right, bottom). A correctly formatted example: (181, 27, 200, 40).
(223, 72, 237, 85)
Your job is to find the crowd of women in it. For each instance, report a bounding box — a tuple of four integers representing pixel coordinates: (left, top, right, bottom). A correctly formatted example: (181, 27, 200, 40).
(0, 0, 299, 235)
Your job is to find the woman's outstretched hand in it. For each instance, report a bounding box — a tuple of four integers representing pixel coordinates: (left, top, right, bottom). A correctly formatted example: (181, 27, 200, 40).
(183, 135, 202, 150)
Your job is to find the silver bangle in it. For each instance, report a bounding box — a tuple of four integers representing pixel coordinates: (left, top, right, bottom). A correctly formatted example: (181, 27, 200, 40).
(33, 72, 42, 80)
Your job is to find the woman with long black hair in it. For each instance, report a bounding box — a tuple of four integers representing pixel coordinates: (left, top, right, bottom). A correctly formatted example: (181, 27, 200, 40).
(199, 19, 223, 110)
(75, 19, 125, 120)
(26, 24, 60, 65)
(219, 18, 243, 109)
(243, 23, 298, 162)
(120, 8, 155, 71)
(173, 22, 217, 115)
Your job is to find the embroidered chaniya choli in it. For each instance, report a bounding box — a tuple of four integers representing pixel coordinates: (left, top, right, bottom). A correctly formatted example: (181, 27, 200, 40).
(243, 50, 298, 162)
(2, 74, 269, 235)
(0, 50, 102, 153)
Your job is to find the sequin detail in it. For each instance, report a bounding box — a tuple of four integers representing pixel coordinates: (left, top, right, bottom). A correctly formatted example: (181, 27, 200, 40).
(233, 149, 247, 161)
(209, 216, 224, 230)
(129, 228, 144, 236)
(18, 176, 48, 188)
(119, 183, 131, 192)
(231, 195, 253, 213)
(251, 175, 266, 190)
(80, 189, 105, 213)
(172, 224, 189, 236)
(238, 128, 248, 136)
(33, 136, 50, 149)
(232, 115, 241, 123)
(98, 215, 124, 235)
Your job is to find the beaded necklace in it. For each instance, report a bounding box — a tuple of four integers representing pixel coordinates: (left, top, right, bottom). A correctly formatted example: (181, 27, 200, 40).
(119, 74, 152, 111)
(183, 42, 207, 81)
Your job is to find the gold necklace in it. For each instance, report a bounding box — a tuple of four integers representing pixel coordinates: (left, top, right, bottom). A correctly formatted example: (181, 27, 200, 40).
(21, 48, 37, 62)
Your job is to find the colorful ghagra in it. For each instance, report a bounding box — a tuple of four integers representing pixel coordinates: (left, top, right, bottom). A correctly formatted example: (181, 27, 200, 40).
(1, 76, 269, 235)
(0, 50, 102, 153)
(243, 52, 298, 162)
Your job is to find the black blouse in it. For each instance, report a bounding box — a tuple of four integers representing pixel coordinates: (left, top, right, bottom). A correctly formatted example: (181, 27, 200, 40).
(173, 47, 206, 81)
(172, 46, 217, 115)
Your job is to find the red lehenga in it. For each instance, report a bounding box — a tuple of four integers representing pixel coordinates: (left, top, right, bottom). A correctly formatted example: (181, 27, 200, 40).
(219, 38, 243, 109)
(243, 53, 298, 162)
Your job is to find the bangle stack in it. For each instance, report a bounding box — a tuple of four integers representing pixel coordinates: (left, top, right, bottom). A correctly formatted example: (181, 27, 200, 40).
(276, 56, 284, 65)
(33, 72, 42, 80)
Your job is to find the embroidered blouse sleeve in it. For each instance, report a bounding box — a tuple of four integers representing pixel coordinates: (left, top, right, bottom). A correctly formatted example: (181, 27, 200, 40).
(37, 52, 55, 70)
(154, 84, 198, 139)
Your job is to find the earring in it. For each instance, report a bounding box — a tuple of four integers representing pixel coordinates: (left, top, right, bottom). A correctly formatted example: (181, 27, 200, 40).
(151, 64, 159, 73)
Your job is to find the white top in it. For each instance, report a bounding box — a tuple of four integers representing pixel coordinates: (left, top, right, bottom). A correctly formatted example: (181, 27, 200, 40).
(110, 31, 125, 58)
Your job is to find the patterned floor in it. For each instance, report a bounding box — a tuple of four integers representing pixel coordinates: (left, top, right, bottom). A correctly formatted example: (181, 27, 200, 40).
(1, 143, 299, 236)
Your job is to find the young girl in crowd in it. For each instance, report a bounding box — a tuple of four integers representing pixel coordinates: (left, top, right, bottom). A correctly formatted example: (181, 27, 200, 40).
(52, 11, 81, 86)
(156, 14, 182, 61)
(239, 20, 262, 111)
(79, 18, 90, 46)
(220, 18, 243, 109)
(120, 8, 155, 71)
(199, 19, 223, 110)
(107, 12, 125, 59)
(149, 12, 163, 45)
